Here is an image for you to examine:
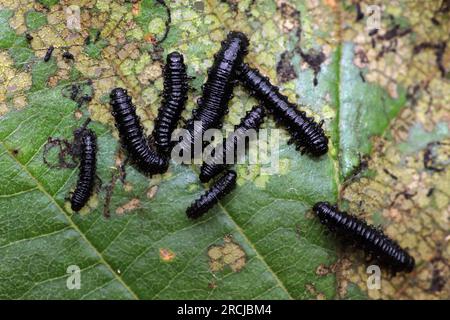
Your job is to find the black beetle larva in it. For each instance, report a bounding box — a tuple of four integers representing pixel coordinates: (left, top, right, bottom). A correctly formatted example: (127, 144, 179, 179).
(312, 202, 415, 274)
(186, 170, 237, 219)
(62, 51, 74, 61)
(110, 88, 169, 175)
(70, 126, 97, 212)
(199, 105, 266, 182)
(25, 33, 33, 42)
(153, 51, 188, 155)
(238, 62, 328, 156)
(44, 45, 54, 62)
(180, 31, 249, 154)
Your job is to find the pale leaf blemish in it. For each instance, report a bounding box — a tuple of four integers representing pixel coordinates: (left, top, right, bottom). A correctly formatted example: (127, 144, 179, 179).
(316, 264, 331, 276)
(254, 175, 269, 189)
(207, 236, 247, 273)
(159, 248, 176, 262)
(123, 182, 133, 192)
(305, 283, 326, 300)
(115, 198, 140, 215)
(146, 185, 158, 199)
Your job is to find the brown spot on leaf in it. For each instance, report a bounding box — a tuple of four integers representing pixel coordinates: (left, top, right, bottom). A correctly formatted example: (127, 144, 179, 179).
(74, 110, 83, 120)
(132, 3, 140, 16)
(104, 152, 128, 218)
(324, 0, 337, 9)
(208, 236, 246, 273)
(48, 75, 59, 87)
(305, 283, 326, 299)
(144, 33, 157, 44)
(276, 1, 301, 33)
(115, 198, 140, 215)
(159, 248, 176, 262)
(316, 260, 341, 277)
(147, 185, 159, 199)
(316, 264, 331, 276)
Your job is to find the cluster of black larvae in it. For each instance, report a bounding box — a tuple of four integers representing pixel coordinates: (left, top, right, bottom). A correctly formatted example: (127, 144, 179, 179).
(61, 31, 414, 274)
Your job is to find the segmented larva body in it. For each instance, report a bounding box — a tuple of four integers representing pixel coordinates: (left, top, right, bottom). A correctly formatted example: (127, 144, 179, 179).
(44, 45, 54, 62)
(153, 52, 188, 155)
(71, 129, 97, 212)
(186, 170, 237, 219)
(180, 31, 249, 153)
(238, 63, 328, 156)
(199, 105, 266, 182)
(110, 88, 168, 175)
(313, 202, 415, 273)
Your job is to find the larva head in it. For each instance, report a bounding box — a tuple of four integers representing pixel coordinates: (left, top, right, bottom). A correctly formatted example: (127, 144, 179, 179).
(73, 127, 96, 146)
(223, 31, 249, 61)
(312, 201, 334, 222)
(226, 170, 237, 183)
(309, 135, 329, 156)
(110, 87, 128, 100)
(227, 31, 249, 45)
(81, 129, 97, 147)
(167, 51, 184, 63)
(110, 88, 132, 109)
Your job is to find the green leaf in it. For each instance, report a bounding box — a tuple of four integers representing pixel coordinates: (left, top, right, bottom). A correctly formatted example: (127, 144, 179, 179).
(0, 9, 16, 49)
(343, 282, 368, 300)
(335, 44, 406, 179)
(397, 122, 450, 155)
(0, 9, 35, 68)
(37, 0, 59, 8)
(31, 59, 58, 91)
(84, 40, 108, 60)
(25, 11, 47, 31)
(0, 1, 416, 300)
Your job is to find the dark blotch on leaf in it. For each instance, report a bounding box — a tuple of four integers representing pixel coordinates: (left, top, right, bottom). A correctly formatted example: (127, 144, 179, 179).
(298, 48, 326, 87)
(276, 51, 297, 83)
